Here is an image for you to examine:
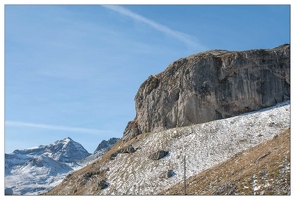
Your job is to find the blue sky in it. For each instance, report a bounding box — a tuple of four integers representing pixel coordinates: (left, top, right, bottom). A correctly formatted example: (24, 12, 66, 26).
(4, 5, 290, 153)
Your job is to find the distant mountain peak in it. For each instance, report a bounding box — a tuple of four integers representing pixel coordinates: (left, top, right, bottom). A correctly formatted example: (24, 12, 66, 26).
(94, 137, 119, 154)
(53, 137, 73, 145)
(64, 136, 72, 141)
(5, 136, 119, 195)
(9, 137, 90, 163)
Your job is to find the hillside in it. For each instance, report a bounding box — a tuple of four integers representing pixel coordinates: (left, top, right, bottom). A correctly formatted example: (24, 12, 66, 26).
(47, 101, 290, 195)
(160, 128, 290, 195)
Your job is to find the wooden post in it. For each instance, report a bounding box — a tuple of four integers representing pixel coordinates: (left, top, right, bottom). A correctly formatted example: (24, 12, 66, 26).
(184, 155, 187, 195)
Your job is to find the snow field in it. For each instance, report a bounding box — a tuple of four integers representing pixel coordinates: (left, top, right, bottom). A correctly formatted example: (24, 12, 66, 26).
(99, 101, 290, 195)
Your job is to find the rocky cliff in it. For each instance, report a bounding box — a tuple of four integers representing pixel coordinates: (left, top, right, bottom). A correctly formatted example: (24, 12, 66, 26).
(122, 44, 290, 141)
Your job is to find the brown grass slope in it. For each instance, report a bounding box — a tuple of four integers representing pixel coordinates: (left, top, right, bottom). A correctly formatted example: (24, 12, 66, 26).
(47, 128, 290, 195)
(159, 128, 290, 195)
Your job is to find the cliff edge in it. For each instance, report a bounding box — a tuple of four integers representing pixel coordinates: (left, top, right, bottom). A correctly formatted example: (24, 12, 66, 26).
(123, 44, 290, 141)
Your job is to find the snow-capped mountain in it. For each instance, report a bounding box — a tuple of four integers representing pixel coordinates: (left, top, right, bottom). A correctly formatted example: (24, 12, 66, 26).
(7, 137, 90, 165)
(77, 137, 119, 166)
(5, 137, 117, 195)
(5, 155, 73, 195)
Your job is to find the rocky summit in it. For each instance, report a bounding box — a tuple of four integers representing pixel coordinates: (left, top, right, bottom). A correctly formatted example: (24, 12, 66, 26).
(122, 44, 290, 141)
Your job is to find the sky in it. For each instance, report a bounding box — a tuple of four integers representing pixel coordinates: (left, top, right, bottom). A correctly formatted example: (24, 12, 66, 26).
(4, 4, 290, 153)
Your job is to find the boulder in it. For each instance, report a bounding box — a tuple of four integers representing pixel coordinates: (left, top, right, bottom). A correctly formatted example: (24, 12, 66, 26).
(122, 44, 290, 141)
(98, 180, 109, 190)
(160, 170, 175, 179)
(109, 145, 135, 160)
(118, 145, 136, 153)
(109, 152, 118, 160)
(149, 150, 169, 160)
(167, 170, 175, 178)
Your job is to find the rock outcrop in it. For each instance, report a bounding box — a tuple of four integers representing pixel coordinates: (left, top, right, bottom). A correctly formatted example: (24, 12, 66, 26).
(118, 145, 136, 153)
(159, 170, 175, 179)
(149, 150, 169, 160)
(109, 145, 136, 160)
(122, 44, 290, 141)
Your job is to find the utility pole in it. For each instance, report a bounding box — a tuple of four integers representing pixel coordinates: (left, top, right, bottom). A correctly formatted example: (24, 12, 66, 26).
(184, 155, 187, 195)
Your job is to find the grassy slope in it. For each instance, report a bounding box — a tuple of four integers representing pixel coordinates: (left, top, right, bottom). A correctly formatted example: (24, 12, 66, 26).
(159, 128, 290, 195)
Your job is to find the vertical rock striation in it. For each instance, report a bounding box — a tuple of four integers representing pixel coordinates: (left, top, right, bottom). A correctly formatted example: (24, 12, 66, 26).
(122, 44, 290, 141)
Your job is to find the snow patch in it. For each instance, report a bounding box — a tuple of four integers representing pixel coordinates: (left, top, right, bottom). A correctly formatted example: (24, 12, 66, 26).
(97, 102, 290, 195)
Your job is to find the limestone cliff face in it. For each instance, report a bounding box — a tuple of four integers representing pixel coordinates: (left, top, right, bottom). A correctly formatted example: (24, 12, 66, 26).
(122, 44, 290, 141)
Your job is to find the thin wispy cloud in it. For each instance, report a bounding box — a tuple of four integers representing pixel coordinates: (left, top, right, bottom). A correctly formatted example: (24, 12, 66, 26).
(5, 121, 106, 135)
(103, 5, 206, 50)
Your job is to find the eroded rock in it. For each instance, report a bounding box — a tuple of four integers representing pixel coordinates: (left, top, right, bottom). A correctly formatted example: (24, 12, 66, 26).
(122, 44, 290, 141)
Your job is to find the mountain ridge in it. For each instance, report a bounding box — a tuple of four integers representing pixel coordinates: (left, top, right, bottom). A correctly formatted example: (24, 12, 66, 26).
(8, 137, 90, 163)
(5, 136, 118, 195)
